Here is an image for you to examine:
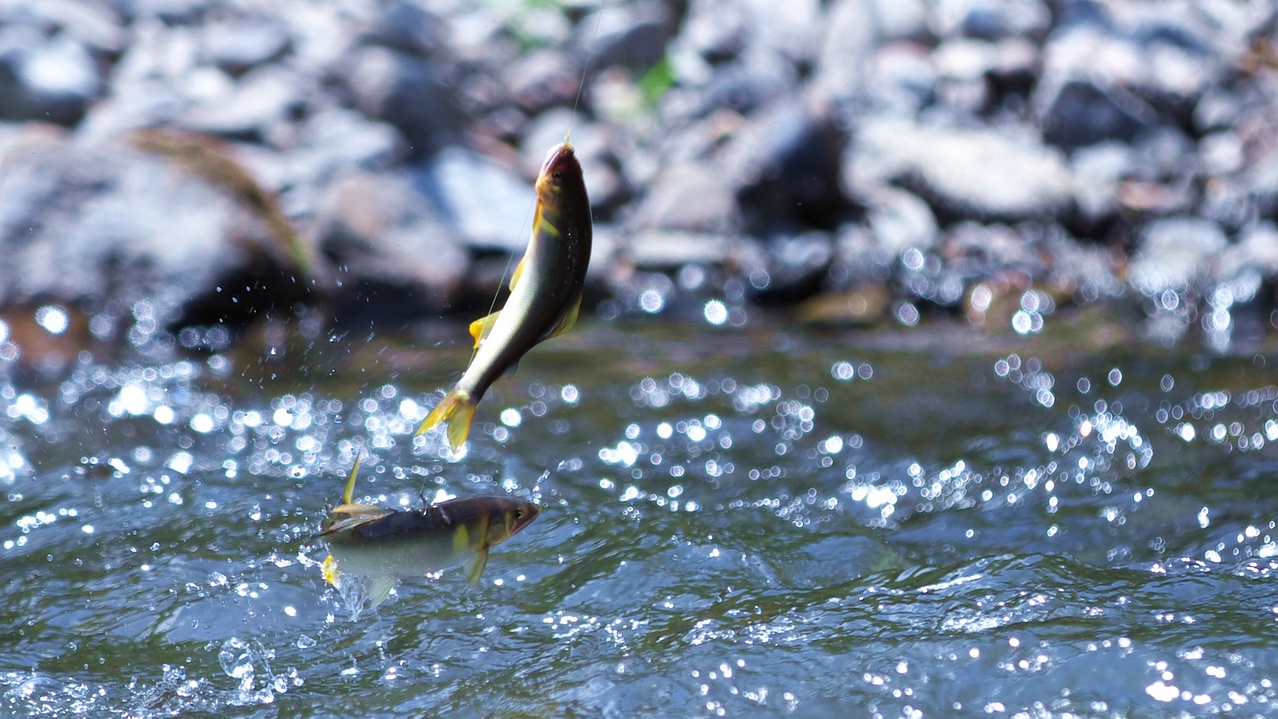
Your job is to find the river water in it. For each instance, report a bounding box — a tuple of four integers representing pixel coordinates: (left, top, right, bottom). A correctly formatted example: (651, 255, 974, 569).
(3, 317, 1278, 717)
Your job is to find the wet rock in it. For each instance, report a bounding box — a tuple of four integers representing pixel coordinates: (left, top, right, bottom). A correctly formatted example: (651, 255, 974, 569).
(1069, 141, 1132, 229)
(582, 0, 680, 70)
(812, 0, 879, 101)
(0, 28, 103, 126)
(337, 45, 458, 156)
(180, 65, 306, 140)
(412, 146, 535, 253)
(864, 187, 939, 255)
(939, 222, 1036, 277)
(930, 0, 1051, 40)
(0, 129, 304, 340)
(844, 118, 1074, 222)
(202, 19, 291, 76)
(750, 231, 834, 305)
(1217, 222, 1278, 282)
(1128, 217, 1228, 296)
(726, 96, 847, 229)
(6, 0, 126, 57)
(863, 43, 937, 116)
(357, 0, 442, 57)
(622, 230, 745, 271)
(798, 283, 892, 325)
(312, 170, 468, 322)
(865, 0, 931, 43)
(503, 49, 580, 115)
(628, 162, 740, 234)
(1035, 76, 1158, 149)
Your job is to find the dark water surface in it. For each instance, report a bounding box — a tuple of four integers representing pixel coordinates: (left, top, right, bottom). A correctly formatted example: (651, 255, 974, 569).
(3, 319, 1278, 717)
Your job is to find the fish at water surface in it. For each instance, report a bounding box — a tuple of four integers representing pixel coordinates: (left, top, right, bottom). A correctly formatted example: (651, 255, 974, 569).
(320, 459, 540, 607)
(417, 141, 592, 450)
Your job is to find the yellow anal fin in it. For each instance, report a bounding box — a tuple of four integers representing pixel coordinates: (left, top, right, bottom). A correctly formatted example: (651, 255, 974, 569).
(415, 389, 478, 450)
(466, 544, 490, 585)
(468, 311, 500, 349)
(542, 292, 583, 341)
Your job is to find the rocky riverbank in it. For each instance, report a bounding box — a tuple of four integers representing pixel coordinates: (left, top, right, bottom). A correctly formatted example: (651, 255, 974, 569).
(1, 0, 1276, 365)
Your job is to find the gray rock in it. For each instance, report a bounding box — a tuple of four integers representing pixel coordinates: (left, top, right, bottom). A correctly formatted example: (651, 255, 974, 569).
(0, 28, 103, 125)
(503, 48, 580, 114)
(725, 96, 846, 229)
(930, 0, 1052, 40)
(1129, 217, 1228, 296)
(1035, 76, 1158, 149)
(202, 19, 291, 76)
(864, 187, 939, 255)
(751, 231, 834, 304)
(412, 146, 536, 253)
(1216, 222, 1278, 282)
(311, 170, 468, 316)
(581, 0, 679, 70)
(337, 45, 458, 156)
(5, 0, 126, 56)
(863, 43, 938, 116)
(622, 230, 746, 270)
(628, 162, 740, 234)
(811, 0, 880, 101)
(1069, 141, 1132, 228)
(844, 118, 1075, 222)
(865, 0, 930, 43)
(357, 0, 442, 57)
(179, 65, 306, 139)
(0, 129, 302, 335)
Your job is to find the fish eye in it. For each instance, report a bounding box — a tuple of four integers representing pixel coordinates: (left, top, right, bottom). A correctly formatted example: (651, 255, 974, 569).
(513, 509, 524, 519)
(551, 171, 563, 182)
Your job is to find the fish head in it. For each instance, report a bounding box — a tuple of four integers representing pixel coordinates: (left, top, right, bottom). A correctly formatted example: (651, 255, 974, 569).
(484, 496, 541, 545)
(535, 142, 583, 198)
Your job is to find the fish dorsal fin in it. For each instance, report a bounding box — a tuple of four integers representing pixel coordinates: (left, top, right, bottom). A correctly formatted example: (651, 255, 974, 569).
(468, 311, 500, 349)
(365, 576, 397, 608)
(542, 292, 583, 341)
(320, 511, 387, 537)
(342, 453, 363, 505)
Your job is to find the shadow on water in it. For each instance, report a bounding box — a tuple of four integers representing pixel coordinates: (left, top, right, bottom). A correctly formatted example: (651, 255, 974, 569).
(3, 318, 1278, 716)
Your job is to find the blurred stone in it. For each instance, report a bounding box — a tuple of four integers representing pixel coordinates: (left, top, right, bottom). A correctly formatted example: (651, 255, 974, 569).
(358, 0, 442, 57)
(504, 48, 580, 114)
(726, 96, 846, 229)
(622, 230, 743, 270)
(798, 283, 892, 325)
(1069, 141, 1132, 228)
(312, 170, 468, 319)
(1217, 222, 1278, 281)
(629, 162, 739, 234)
(337, 45, 458, 156)
(1129, 217, 1228, 295)
(751, 231, 834, 304)
(0, 129, 305, 337)
(180, 65, 305, 139)
(930, 0, 1051, 40)
(0, 28, 103, 126)
(202, 19, 291, 76)
(864, 187, 938, 254)
(582, 0, 679, 70)
(812, 0, 879, 101)
(844, 118, 1074, 222)
(412, 146, 535, 253)
(1036, 76, 1157, 149)
(5, 0, 125, 56)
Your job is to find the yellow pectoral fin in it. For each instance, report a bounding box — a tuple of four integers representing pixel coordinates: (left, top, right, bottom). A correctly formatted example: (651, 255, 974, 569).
(322, 555, 340, 586)
(466, 545, 490, 585)
(509, 256, 527, 291)
(468, 311, 500, 349)
(542, 292, 583, 341)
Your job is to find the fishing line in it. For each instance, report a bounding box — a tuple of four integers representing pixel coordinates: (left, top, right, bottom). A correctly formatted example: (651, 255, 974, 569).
(467, 2, 605, 370)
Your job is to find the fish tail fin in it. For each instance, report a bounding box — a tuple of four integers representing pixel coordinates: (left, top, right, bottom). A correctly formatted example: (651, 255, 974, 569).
(415, 389, 477, 450)
(365, 576, 397, 608)
(341, 452, 363, 505)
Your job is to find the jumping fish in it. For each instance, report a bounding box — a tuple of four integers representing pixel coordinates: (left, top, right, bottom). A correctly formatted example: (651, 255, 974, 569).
(320, 457, 540, 607)
(417, 142, 592, 450)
